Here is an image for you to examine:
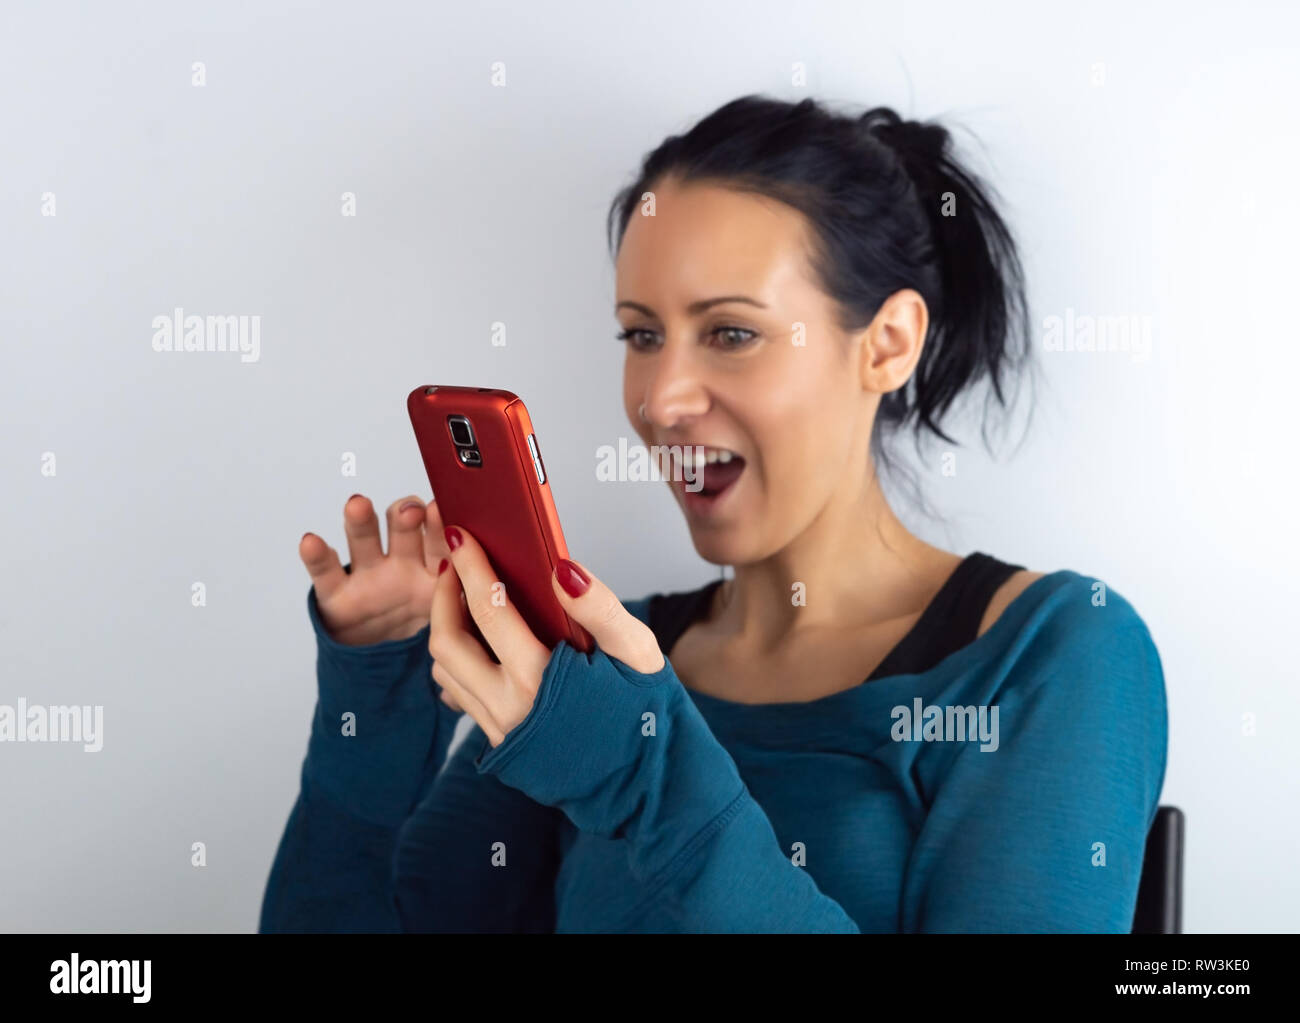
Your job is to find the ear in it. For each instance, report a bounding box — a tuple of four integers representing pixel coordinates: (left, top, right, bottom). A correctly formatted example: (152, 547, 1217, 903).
(856, 288, 929, 395)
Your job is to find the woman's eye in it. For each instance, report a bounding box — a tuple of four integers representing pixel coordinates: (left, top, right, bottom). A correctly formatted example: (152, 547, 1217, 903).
(616, 328, 659, 352)
(709, 326, 758, 350)
(615, 326, 758, 352)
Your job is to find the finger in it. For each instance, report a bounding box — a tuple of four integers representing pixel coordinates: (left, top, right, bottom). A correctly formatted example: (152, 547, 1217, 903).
(442, 525, 550, 672)
(421, 499, 448, 571)
(437, 685, 464, 712)
(429, 560, 510, 744)
(299, 532, 347, 602)
(343, 494, 383, 569)
(428, 553, 499, 692)
(434, 661, 506, 744)
(552, 557, 665, 673)
(429, 660, 484, 724)
(386, 495, 426, 562)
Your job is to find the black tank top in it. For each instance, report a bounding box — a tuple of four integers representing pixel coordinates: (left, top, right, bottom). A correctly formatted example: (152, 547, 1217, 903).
(646, 552, 1026, 681)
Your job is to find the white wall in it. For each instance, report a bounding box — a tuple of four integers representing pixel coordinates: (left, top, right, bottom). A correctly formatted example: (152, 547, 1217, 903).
(1, 0, 1295, 932)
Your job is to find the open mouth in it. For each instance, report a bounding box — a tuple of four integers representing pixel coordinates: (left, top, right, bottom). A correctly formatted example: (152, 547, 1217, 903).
(668, 446, 746, 507)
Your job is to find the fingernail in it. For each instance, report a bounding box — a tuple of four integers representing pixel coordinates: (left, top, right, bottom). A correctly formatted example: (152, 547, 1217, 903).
(400, 499, 422, 512)
(437, 558, 448, 575)
(444, 526, 463, 550)
(301, 532, 312, 543)
(555, 558, 590, 598)
(348, 493, 363, 505)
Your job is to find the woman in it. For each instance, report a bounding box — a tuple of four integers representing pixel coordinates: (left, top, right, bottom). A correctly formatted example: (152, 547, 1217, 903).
(260, 95, 1167, 933)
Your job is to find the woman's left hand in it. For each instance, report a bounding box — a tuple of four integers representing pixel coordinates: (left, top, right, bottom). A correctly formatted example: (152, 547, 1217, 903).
(428, 524, 665, 747)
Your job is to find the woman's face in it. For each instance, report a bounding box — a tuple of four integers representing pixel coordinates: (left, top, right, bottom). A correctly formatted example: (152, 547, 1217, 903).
(617, 177, 886, 567)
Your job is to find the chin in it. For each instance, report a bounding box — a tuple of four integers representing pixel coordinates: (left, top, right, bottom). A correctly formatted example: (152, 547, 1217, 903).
(682, 522, 755, 568)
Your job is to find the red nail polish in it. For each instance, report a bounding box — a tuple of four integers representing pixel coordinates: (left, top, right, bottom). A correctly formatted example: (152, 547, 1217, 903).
(555, 558, 590, 598)
(437, 558, 448, 575)
(444, 526, 463, 550)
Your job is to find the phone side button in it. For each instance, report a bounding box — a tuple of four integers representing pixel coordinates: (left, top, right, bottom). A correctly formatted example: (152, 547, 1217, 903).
(527, 433, 546, 485)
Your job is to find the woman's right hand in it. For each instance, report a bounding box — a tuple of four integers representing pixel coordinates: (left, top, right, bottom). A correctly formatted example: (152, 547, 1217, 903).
(300, 494, 449, 648)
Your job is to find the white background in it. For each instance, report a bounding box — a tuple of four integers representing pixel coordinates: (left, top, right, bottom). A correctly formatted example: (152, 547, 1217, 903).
(1, 0, 1296, 932)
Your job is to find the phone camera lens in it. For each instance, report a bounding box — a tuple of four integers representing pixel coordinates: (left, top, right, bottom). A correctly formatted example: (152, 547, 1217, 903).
(459, 448, 482, 467)
(448, 416, 474, 447)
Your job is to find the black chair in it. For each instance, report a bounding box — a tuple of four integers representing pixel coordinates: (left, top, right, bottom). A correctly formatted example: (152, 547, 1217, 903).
(1132, 806, 1184, 933)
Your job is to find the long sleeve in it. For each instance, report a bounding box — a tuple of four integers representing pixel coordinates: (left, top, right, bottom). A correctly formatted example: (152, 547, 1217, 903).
(258, 585, 461, 933)
(392, 724, 566, 932)
(472, 641, 860, 932)
(472, 581, 1168, 933)
(900, 582, 1169, 932)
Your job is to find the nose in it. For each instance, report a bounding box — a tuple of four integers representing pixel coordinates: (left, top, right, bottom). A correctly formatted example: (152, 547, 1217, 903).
(639, 337, 710, 430)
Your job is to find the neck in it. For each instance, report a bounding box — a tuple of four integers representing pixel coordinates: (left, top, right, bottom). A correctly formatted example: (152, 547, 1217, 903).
(715, 464, 954, 648)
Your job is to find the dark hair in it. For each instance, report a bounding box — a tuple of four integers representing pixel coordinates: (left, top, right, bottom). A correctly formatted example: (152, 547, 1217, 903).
(605, 94, 1036, 519)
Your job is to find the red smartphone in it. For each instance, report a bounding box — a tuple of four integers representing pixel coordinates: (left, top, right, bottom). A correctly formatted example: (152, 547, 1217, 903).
(407, 385, 593, 654)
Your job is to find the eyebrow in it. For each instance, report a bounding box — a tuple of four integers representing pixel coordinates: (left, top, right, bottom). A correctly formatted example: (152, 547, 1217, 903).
(615, 296, 769, 317)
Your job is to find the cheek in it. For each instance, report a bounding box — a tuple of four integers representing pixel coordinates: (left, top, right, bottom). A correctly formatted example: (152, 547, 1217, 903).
(748, 347, 855, 484)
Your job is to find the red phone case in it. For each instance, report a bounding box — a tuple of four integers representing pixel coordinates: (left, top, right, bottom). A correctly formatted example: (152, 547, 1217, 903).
(407, 385, 594, 654)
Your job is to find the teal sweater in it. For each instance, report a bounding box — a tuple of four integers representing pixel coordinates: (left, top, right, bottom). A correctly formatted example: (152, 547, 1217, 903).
(259, 569, 1168, 932)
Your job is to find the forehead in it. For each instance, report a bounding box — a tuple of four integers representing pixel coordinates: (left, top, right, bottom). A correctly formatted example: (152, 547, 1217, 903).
(615, 180, 815, 305)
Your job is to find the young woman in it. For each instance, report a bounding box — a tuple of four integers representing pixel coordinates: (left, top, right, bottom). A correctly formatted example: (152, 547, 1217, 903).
(260, 95, 1167, 933)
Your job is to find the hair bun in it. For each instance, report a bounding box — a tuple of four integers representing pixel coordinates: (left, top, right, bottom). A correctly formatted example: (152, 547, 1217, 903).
(859, 107, 948, 165)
